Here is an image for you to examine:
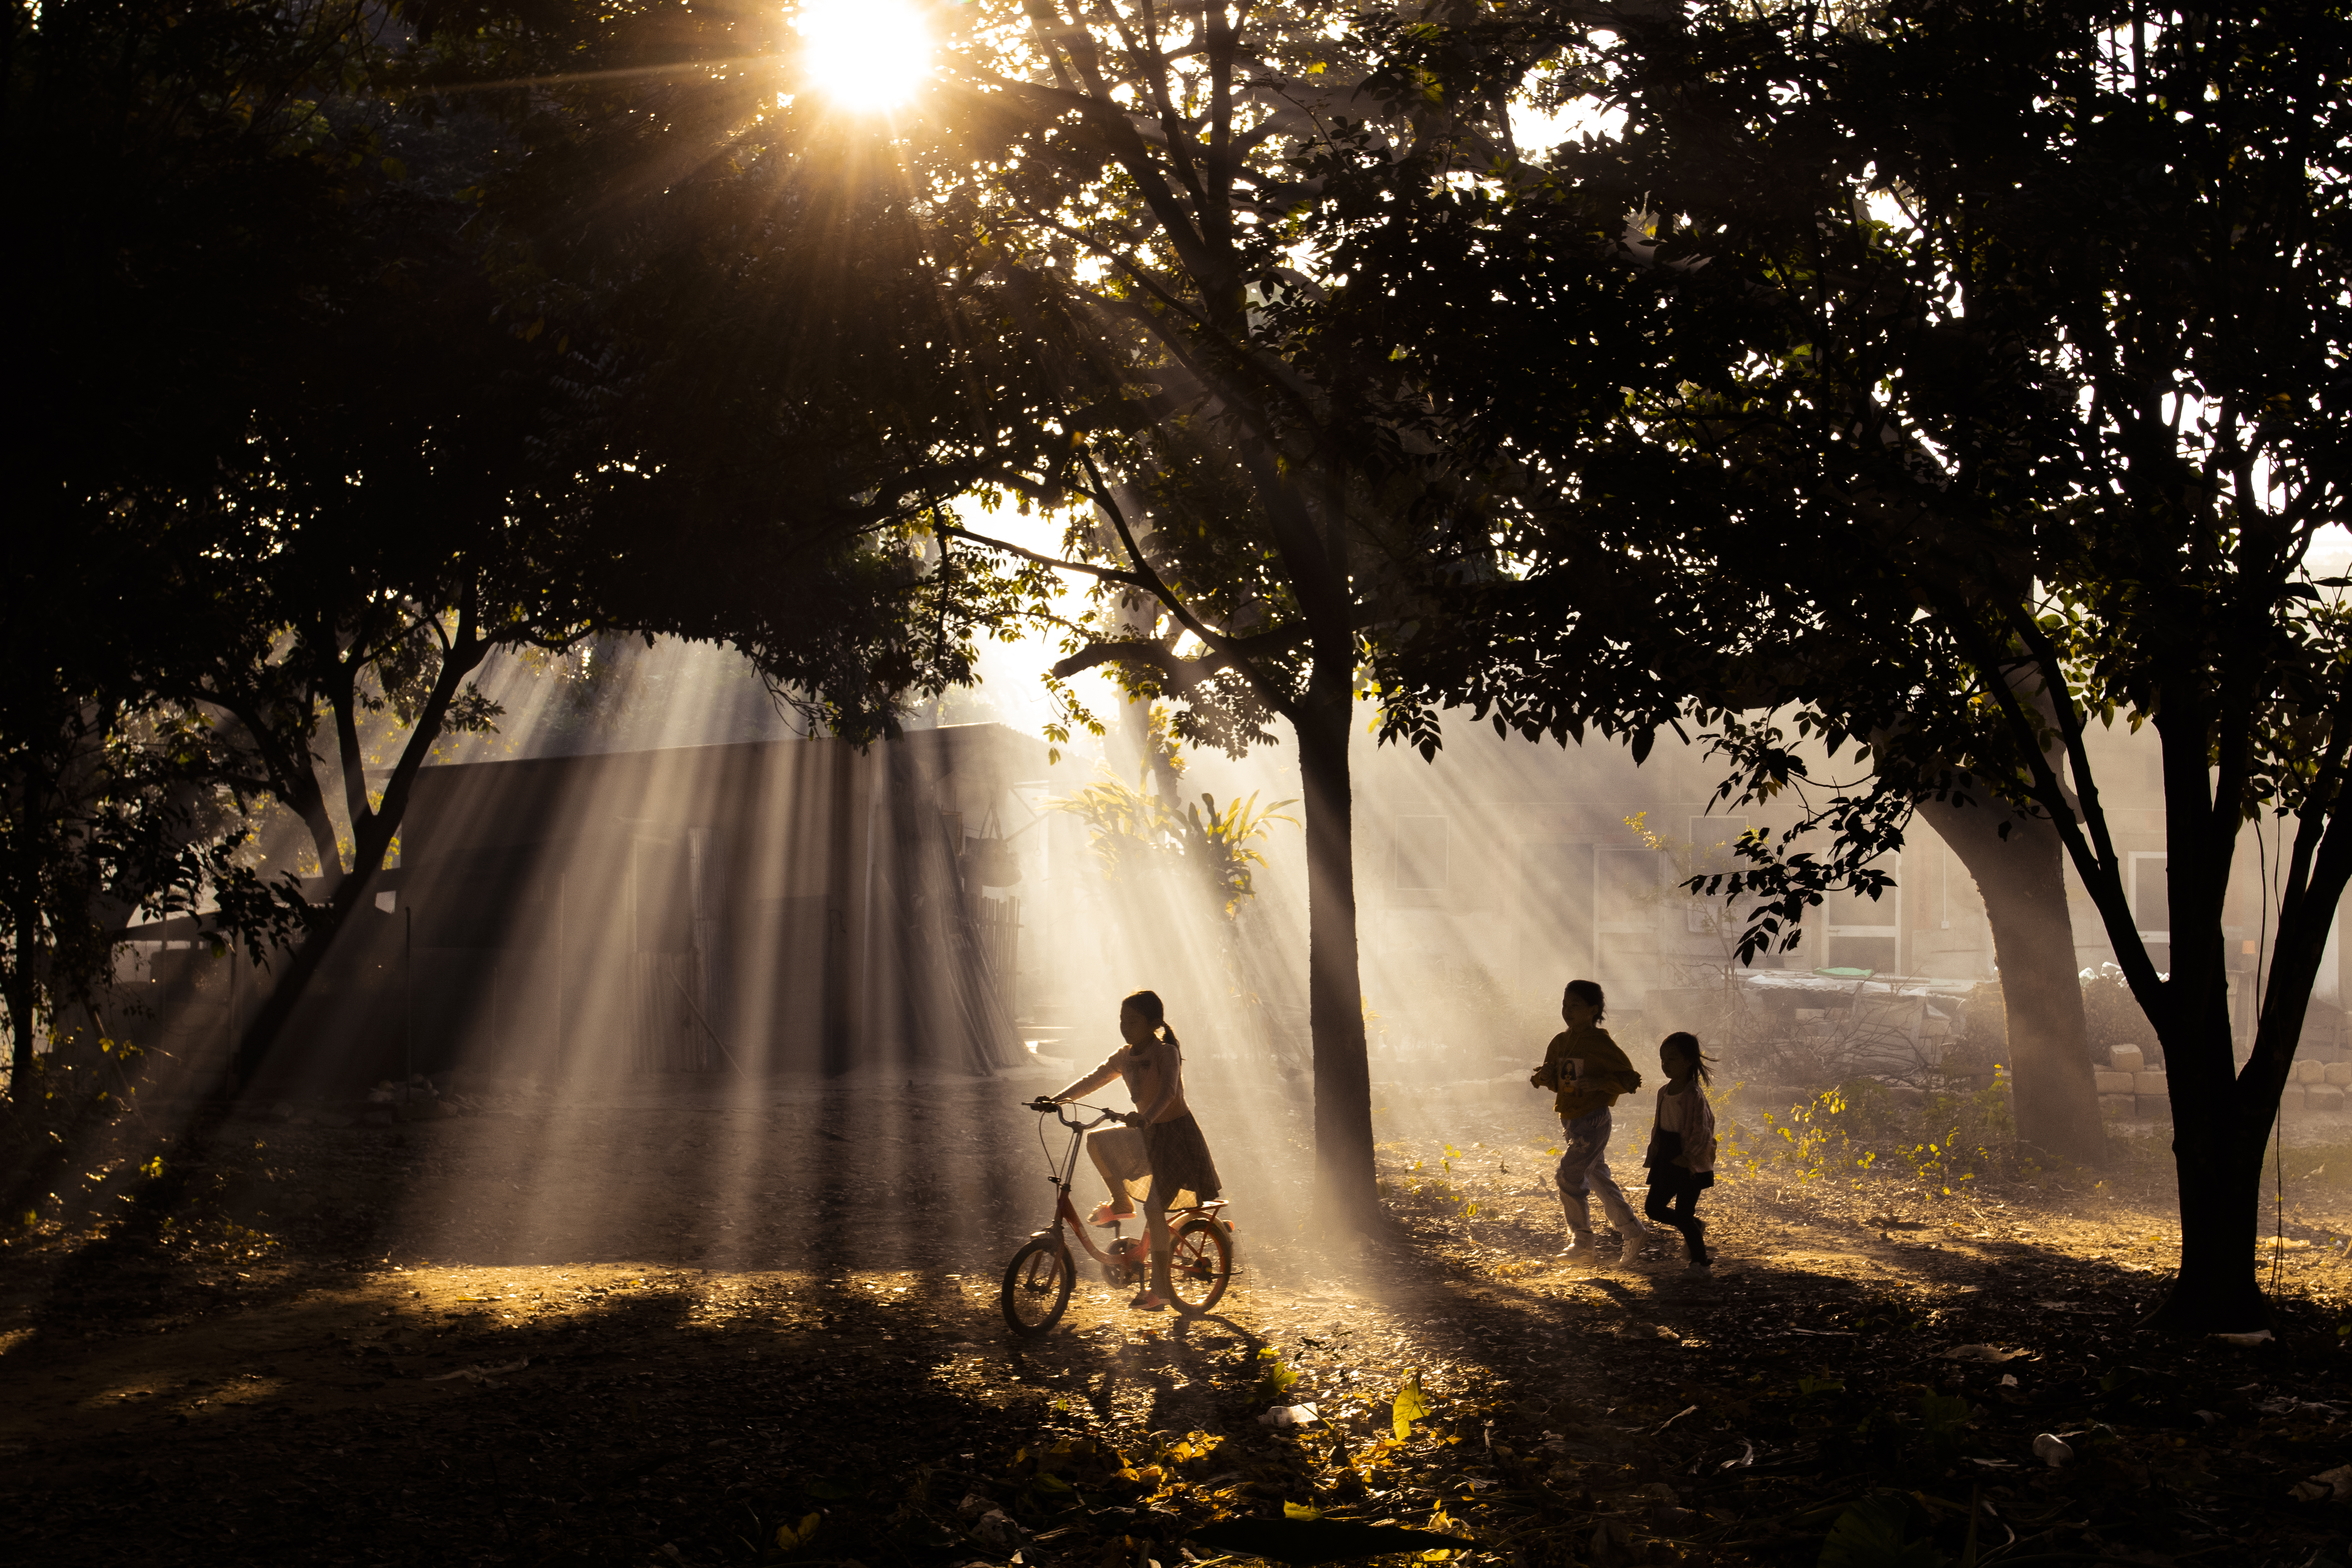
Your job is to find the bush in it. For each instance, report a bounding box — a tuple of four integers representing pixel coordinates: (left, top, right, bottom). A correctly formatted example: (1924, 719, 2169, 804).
(1723, 1078, 2025, 1198)
(1959, 968, 2155, 1065)
(2079, 966, 2157, 1059)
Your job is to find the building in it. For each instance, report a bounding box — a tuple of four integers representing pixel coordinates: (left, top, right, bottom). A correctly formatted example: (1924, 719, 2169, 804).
(117, 724, 1047, 1094)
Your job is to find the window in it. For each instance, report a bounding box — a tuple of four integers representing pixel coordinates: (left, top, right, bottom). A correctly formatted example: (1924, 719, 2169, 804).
(1823, 861, 1900, 974)
(2130, 851, 2170, 974)
(1678, 815, 1748, 936)
(2129, 852, 2169, 939)
(1685, 815, 1749, 870)
(1599, 848, 1661, 928)
(1596, 849, 1663, 1003)
(1517, 842, 1594, 991)
(1395, 816, 1449, 890)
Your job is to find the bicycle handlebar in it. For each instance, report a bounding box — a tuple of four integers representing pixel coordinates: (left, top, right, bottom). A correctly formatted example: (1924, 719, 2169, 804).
(1025, 1098, 1129, 1128)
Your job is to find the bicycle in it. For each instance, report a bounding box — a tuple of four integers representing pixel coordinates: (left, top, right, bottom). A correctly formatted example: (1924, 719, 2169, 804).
(1000, 1097, 1234, 1335)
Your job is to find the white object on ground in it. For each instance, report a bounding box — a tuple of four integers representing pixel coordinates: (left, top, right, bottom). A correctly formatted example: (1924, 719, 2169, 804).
(2289, 1464, 2352, 1503)
(2031, 1434, 2074, 1468)
(1257, 1404, 1320, 1428)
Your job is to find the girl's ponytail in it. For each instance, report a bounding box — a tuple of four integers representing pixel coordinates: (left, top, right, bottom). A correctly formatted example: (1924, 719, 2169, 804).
(1663, 1031, 1713, 1086)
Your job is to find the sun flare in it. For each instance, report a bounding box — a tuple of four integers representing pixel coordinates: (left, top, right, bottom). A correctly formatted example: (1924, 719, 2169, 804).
(793, 0, 933, 110)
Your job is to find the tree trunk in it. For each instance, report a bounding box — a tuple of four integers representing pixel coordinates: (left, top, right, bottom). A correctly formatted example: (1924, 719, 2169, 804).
(2145, 961, 2274, 1333)
(1296, 688, 1378, 1230)
(228, 855, 402, 1086)
(2138, 858, 2326, 1333)
(5, 896, 37, 1096)
(2158, 1144, 2269, 1330)
(1918, 796, 2106, 1165)
(228, 620, 488, 1088)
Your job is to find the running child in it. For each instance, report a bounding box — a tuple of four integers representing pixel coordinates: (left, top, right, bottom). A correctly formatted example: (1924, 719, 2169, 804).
(1531, 979, 1660, 1265)
(1643, 1031, 1719, 1273)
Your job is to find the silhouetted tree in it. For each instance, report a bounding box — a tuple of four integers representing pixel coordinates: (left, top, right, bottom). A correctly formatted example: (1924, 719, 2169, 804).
(1355, 0, 2352, 1329)
(853, 2, 1554, 1227)
(5, 0, 1064, 1093)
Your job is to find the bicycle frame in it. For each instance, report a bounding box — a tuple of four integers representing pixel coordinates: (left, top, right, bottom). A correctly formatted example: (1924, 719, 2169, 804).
(1030, 1101, 1130, 1271)
(1027, 1100, 1225, 1269)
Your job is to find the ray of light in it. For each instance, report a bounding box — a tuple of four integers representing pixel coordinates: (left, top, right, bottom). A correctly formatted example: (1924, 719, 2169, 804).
(411, 54, 784, 98)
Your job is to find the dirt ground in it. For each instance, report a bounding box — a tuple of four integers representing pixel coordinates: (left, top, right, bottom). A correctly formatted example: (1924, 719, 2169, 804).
(2, 1064, 2349, 1568)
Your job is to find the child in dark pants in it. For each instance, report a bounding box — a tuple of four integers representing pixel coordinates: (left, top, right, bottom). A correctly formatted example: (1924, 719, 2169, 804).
(1643, 1032, 1718, 1273)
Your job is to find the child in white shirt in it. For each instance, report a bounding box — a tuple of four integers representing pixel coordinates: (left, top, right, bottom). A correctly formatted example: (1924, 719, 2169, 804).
(1643, 1031, 1719, 1273)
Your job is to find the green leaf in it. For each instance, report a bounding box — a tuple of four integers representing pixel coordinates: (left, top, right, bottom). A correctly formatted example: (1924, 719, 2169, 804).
(1187, 1518, 1471, 1565)
(1817, 1493, 1945, 1568)
(1284, 1502, 1324, 1520)
(1392, 1369, 1432, 1440)
(1917, 1392, 1971, 1434)
(1256, 1346, 1302, 1400)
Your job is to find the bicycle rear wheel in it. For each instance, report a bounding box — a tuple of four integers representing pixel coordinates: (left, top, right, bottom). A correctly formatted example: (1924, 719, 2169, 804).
(1167, 1216, 1232, 1314)
(1000, 1234, 1074, 1335)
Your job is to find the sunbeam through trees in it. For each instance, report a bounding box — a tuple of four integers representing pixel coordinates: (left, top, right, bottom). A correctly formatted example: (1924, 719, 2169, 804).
(7, 3, 2352, 1566)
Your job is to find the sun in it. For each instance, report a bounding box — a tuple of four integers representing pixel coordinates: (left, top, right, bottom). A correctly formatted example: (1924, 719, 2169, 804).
(793, 0, 934, 111)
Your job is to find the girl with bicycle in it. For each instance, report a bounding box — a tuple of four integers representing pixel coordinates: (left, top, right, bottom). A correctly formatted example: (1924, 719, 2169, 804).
(1051, 989, 1222, 1310)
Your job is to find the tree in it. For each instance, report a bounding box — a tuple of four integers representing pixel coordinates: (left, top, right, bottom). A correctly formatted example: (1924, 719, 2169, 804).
(865, 1, 1546, 1227)
(1914, 792, 2104, 1162)
(1361, 0, 2352, 1328)
(8, 0, 401, 1096)
(0, 623, 292, 1095)
(6, 0, 1056, 1094)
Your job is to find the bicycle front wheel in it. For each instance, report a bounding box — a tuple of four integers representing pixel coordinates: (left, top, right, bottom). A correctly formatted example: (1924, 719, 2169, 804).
(1167, 1216, 1232, 1314)
(1000, 1234, 1074, 1335)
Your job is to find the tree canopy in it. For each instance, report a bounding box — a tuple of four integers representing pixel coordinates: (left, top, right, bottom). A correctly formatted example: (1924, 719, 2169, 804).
(1363, 0, 2352, 1330)
(3, 0, 1064, 1095)
(756, 0, 1591, 1225)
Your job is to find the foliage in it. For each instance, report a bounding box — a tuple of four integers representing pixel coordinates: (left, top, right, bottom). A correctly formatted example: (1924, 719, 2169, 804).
(1055, 768, 1300, 920)
(1254, 1346, 1303, 1401)
(1390, 1370, 1432, 1441)
(1357, 0, 2352, 1329)
(829, 0, 1594, 1224)
(1049, 710, 1297, 918)
(1818, 1490, 1952, 1568)
(0, 686, 309, 1090)
(6, 0, 400, 1084)
(2077, 967, 2161, 1060)
(6, 0, 1065, 1091)
(1732, 1081, 2019, 1200)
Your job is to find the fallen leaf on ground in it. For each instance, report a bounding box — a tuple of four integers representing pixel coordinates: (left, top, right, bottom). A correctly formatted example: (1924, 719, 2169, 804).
(1188, 1517, 1474, 1565)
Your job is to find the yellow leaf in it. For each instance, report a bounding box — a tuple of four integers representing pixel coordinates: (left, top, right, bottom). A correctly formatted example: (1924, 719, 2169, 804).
(1393, 1370, 1432, 1440)
(775, 1512, 822, 1551)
